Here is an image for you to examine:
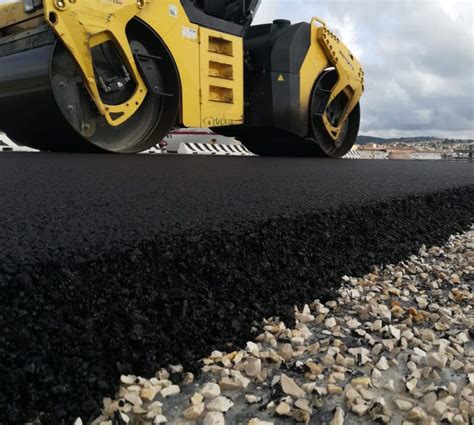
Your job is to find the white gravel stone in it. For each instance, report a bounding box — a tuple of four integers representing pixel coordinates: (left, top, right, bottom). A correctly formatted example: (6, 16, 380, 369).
(280, 373, 306, 398)
(382, 379, 394, 392)
(371, 368, 382, 379)
(191, 392, 204, 405)
(275, 402, 291, 416)
(295, 398, 312, 414)
(450, 359, 464, 370)
(406, 378, 418, 393)
(372, 320, 383, 331)
(351, 403, 369, 416)
(431, 400, 448, 416)
(245, 394, 262, 404)
(124, 393, 142, 406)
(290, 336, 305, 346)
(447, 382, 458, 395)
(395, 399, 413, 411)
(119, 412, 130, 423)
(346, 318, 361, 329)
(206, 396, 234, 412)
(420, 329, 436, 342)
(203, 411, 225, 425)
(330, 407, 345, 425)
(345, 387, 360, 402)
(219, 373, 250, 390)
(278, 343, 293, 361)
(160, 385, 180, 398)
(182, 402, 205, 420)
(413, 347, 427, 357)
(246, 341, 260, 355)
(140, 386, 159, 402)
(218, 377, 241, 391)
(378, 305, 392, 322)
(120, 375, 137, 385)
(231, 370, 251, 388)
(408, 406, 427, 421)
(200, 382, 221, 399)
(375, 356, 389, 370)
(248, 419, 274, 425)
(244, 357, 262, 377)
(426, 352, 448, 369)
(389, 325, 401, 340)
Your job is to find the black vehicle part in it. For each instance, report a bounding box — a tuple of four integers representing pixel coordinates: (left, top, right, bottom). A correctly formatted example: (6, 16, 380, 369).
(202, 0, 261, 24)
(0, 23, 54, 57)
(213, 21, 317, 155)
(232, 128, 326, 157)
(180, 0, 247, 36)
(91, 40, 134, 106)
(133, 48, 173, 97)
(241, 21, 311, 136)
(24, 0, 43, 13)
(214, 21, 311, 140)
(202, 0, 226, 18)
(310, 69, 361, 158)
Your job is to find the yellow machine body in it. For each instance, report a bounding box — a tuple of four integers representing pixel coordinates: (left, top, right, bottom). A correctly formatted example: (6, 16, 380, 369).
(0, 0, 364, 156)
(0, 1, 43, 32)
(35, 0, 243, 128)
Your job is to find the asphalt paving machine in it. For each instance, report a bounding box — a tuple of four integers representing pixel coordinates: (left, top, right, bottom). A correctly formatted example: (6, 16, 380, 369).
(0, 0, 364, 156)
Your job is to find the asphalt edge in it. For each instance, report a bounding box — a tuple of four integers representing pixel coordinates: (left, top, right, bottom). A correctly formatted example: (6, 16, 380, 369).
(1, 185, 474, 424)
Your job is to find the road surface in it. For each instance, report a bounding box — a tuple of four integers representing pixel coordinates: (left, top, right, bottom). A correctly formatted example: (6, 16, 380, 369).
(0, 153, 473, 424)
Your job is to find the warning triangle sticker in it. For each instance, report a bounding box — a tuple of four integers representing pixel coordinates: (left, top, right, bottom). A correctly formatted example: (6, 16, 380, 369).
(277, 74, 285, 82)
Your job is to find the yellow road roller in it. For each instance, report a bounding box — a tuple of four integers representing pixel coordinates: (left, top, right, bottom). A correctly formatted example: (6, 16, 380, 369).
(0, 0, 364, 156)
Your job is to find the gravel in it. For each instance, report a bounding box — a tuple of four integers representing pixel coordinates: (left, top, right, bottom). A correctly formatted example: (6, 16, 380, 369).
(86, 225, 473, 425)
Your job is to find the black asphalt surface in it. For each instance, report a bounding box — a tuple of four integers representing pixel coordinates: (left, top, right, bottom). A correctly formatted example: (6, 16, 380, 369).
(0, 153, 473, 424)
(1, 154, 473, 269)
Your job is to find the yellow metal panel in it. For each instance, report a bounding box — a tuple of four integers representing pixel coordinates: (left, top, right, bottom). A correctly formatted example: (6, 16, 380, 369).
(0, 1, 43, 32)
(138, 0, 244, 127)
(137, 2, 244, 128)
(199, 28, 244, 128)
(316, 21, 364, 139)
(136, 1, 202, 127)
(299, 19, 330, 124)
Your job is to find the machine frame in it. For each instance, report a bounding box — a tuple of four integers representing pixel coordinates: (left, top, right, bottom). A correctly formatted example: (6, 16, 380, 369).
(0, 0, 365, 155)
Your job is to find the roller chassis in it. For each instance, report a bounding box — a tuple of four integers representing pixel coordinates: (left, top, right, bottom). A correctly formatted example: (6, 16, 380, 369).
(0, 0, 364, 156)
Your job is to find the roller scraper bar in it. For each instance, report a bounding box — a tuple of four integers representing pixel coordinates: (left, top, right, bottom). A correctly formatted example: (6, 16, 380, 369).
(313, 18, 365, 141)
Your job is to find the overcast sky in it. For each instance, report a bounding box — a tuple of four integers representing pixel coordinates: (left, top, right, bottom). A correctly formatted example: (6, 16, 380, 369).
(255, 0, 474, 139)
(1, 0, 472, 138)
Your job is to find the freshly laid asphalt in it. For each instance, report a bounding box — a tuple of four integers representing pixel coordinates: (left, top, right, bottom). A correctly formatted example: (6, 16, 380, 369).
(0, 154, 473, 270)
(0, 153, 473, 424)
